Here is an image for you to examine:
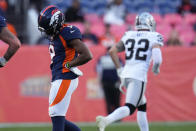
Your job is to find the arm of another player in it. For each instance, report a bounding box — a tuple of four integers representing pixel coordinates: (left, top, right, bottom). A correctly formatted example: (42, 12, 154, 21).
(152, 44, 162, 75)
(109, 41, 125, 75)
(67, 39, 93, 68)
(109, 41, 125, 93)
(0, 27, 21, 67)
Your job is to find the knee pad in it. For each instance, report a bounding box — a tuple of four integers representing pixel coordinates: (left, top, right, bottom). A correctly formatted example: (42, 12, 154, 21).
(125, 103, 136, 115)
(138, 103, 147, 112)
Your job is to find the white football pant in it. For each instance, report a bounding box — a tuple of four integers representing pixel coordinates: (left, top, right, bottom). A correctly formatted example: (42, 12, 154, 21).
(125, 78, 146, 107)
(49, 78, 78, 117)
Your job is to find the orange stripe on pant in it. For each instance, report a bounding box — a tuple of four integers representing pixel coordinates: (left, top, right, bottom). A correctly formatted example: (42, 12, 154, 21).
(50, 80, 71, 107)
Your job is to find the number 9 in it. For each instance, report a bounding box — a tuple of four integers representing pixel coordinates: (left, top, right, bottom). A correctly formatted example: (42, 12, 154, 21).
(49, 44, 55, 64)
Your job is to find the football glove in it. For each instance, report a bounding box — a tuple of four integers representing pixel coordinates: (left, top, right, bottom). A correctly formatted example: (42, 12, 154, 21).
(0, 57, 7, 67)
(119, 78, 125, 94)
(117, 67, 125, 94)
(117, 67, 123, 77)
(65, 63, 83, 76)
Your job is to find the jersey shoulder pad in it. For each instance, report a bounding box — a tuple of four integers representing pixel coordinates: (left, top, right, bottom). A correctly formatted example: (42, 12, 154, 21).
(153, 32, 164, 45)
(156, 33, 164, 43)
(60, 25, 82, 41)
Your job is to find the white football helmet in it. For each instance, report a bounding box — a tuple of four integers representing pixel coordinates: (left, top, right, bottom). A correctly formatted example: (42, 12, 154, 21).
(135, 12, 156, 32)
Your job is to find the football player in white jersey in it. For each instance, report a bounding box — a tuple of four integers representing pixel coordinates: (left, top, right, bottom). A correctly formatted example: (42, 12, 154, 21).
(96, 12, 163, 131)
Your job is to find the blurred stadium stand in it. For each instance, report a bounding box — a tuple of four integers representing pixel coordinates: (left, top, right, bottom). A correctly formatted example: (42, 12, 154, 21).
(1, 0, 196, 46)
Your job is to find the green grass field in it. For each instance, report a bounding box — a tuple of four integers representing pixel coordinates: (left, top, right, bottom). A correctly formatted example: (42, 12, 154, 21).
(0, 122, 196, 131)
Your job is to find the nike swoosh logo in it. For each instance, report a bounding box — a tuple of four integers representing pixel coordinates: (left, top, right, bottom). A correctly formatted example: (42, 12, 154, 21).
(70, 30, 75, 33)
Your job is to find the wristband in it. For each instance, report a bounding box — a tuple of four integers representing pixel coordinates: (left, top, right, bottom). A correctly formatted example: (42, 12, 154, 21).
(65, 62, 71, 69)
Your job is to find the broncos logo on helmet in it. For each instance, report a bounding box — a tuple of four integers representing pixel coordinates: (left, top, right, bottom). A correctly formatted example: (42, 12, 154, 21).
(38, 5, 65, 36)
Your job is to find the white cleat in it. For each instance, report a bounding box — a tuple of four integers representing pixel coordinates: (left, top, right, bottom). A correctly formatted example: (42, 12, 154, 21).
(96, 116, 107, 131)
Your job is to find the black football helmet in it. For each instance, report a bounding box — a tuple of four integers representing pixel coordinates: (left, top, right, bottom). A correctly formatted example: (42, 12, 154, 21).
(38, 5, 65, 36)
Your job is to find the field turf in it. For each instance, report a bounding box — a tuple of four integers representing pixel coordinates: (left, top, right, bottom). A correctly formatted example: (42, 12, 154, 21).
(0, 122, 196, 131)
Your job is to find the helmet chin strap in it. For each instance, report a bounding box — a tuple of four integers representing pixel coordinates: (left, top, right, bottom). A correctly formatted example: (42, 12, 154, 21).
(38, 26, 45, 32)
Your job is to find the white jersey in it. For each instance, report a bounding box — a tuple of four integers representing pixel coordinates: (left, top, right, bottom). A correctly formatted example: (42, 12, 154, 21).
(121, 31, 163, 82)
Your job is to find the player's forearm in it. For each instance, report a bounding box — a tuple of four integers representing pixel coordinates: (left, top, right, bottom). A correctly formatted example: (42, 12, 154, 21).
(109, 46, 121, 69)
(67, 39, 93, 68)
(0, 27, 21, 61)
(68, 52, 92, 67)
(4, 40, 21, 61)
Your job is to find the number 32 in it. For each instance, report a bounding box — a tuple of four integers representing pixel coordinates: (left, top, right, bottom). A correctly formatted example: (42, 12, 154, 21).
(125, 39, 149, 61)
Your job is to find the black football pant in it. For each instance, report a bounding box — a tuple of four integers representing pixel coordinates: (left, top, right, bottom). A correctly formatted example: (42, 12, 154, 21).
(102, 82, 121, 114)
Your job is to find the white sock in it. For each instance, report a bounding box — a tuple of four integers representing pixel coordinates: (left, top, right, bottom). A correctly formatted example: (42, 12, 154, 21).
(137, 111, 149, 131)
(105, 106, 130, 125)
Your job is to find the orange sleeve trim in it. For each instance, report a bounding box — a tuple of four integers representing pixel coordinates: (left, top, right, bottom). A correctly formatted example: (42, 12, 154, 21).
(50, 80, 71, 107)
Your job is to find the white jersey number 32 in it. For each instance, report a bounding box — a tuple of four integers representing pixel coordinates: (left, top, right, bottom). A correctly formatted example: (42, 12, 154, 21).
(125, 39, 149, 61)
